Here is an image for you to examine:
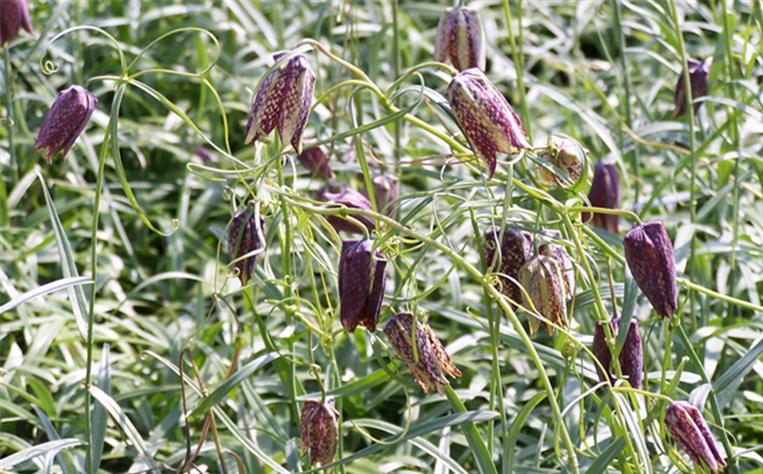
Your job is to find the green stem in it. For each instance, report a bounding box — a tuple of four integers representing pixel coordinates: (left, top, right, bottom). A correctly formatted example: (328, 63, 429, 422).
(4, 46, 18, 185)
(501, 0, 532, 141)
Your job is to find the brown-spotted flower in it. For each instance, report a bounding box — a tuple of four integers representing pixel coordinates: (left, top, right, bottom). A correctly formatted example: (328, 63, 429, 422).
(434, 6, 485, 71)
(301, 399, 339, 466)
(34, 85, 97, 163)
(519, 255, 568, 335)
(623, 222, 678, 318)
(483, 227, 534, 307)
(228, 207, 265, 285)
(317, 184, 376, 234)
(338, 239, 386, 332)
(592, 317, 643, 389)
(665, 401, 726, 473)
(0, 0, 33, 47)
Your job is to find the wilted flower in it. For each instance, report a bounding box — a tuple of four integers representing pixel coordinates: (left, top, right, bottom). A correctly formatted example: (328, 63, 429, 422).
(623, 222, 677, 318)
(673, 58, 709, 118)
(519, 255, 568, 335)
(317, 184, 376, 234)
(434, 6, 485, 71)
(366, 174, 399, 216)
(665, 401, 726, 473)
(582, 162, 620, 234)
(0, 0, 33, 47)
(245, 51, 315, 153)
(539, 135, 587, 188)
(297, 146, 334, 179)
(34, 85, 97, 163)
(483, 227, 534, 307)
(338, 239, 387, 332)
(538, 244, 575, 300)
(384, 312, 462, 394)
(447, 68, 530, 178)
(228, 207, 265, 285)
(592, 317, 643, 388)
(301, 399, 339, 466)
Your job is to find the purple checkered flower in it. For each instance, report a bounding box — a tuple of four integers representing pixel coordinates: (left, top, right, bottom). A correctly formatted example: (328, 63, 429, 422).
(583, 162, 620, 234)
(34, 86, 97, 164)
(665, 401, 726, 473)
(624, 222, 678, 318)
(317, 184, 376, 234)
(0, 0, 33, 47)
(228, 207, 265, 285)
(592, 317, 643, 389)
(338, 239, 387, 332)
(301, 399, 339, 466)
(434, 6, 485, 71)
(673, 59, 709, 118)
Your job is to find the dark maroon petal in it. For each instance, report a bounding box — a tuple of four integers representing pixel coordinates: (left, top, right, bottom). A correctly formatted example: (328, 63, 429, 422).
(34, 85, 97, 163)
(228, 207, 265, 285)
(673, 58, 709, 118)
(358, 254, 386, 331)
(301, 399, 338, 466)
(317, 185, 376, 234)
(665, 401, 725, 473)
(483, 227, 533, 307)
(297, 147, 334, 179)
(0, 0, 33, 46)
(620, 320, 643, 389)
(339, 239, 373, 332)
(623, 222, 678, 318)
(592, 321, 612, 383)
(583, 161, 620, 234)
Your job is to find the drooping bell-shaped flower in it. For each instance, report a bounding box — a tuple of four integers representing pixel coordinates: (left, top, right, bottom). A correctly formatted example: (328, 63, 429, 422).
(317, 184, 376, 234)
(519, 255, 568, 335)
(301, 399, 339, 466)
(582, 162, 620, 234)
(245, 51, 315, 153)
(665, 401, 726, 473)
(673, 59, 709, 118)
(338, 239, 387, 332)
(539, 134, 587, 189)
(367, 174, 399, 216)
(434, 6, 485, 71)
(623, 222, 678, 318)
(297, 146, 334, 180)
(592, 317, 643, 388)
(0, 0, 33, 47)
(228, 206, 265, 285)
(34, 85, 97, 163)
(384, 312, 462, 394)
(483, 227, 534, 307)
(538, 244, 575, 300)
(447, 68, 530, 178)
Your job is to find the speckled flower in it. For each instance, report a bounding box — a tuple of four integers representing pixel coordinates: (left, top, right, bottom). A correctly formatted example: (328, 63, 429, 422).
(483, 227, 534, 307)
(434, 6, 485, 71)
(245, 51, 315, 153)
(338, 239, 387, 332)
(301, 399, 339, 466)
(582, 162, 620, 234)
(592, 317, 643, 388)
(673, 59, 709, 118)
(665, 401, 726, 473)
(228, 207, 265, 285)
(317, 184, 376, 234)
(519, 255, 568, 335)
(368, 174, 399, 216)
(384, 312, 462, 394)
(447, 68, 530, 178)
(0, 0, 33, 47)
(539, 134, 587, 189)
(538, 244, 575, 300)
(297, 146, 334, 180)
(623, 222, 677, 318)
(34, 85, 97, 163)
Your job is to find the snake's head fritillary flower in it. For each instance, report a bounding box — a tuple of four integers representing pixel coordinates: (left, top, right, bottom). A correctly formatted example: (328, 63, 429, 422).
(665, 401, 726, 473)
(592, 317, 643, 388)
(483, 227, 534, 307)
(384, 312, 462, 394)
(434, 6, 485, 71)
(34, 85, 97, 164)
(623, 222, 678, 318)
(297, 146, 334, 180)
(447, 68, 530, 178)
(582, 161, 620, 234)
(519, 255, 568, 335)
(538, 244, 575, 300)
(0, 0, 33, 47)
(228, 206, 265, 285)
(338, 239, 387, 332)
(369, 174, 399, 216)
(245, 51, 315, 153)
(539, 135, 587, 189)
(673, 58, 709, 118)
(301, 399, 339, 466)
(317, 184, 376, 234)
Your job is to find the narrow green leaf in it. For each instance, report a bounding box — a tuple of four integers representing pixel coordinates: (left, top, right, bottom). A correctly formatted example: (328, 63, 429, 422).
(0, 439, 83, 471)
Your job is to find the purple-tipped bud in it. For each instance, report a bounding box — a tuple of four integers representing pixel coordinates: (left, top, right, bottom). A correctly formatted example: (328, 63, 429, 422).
(483, 227, 533, 307)
(434, 6, 485, 71)
(538, 244, 575, 300)
(384, 312, 462, 394)
(297, 146, 334, 180)
(300, 399, 339, 466)
(245, 52, 315, 153)
(623, 222, 678, 318)
(317, 184, 376, 234)
(34, 86, 97, 163)
(228, 207, 265, 285)
(519, 255, 568, 335)
(673, 59, 709, 118)
(0, 0, 33, 47)
(447, 69, 530, 178)
(338, 239, 387, 332)
(366, 174, 399, 216)
(582, 162, 620, 234)
(592, 318, 643, 388)
(665, 401, 726, 473)
(539, 135, 587, 188)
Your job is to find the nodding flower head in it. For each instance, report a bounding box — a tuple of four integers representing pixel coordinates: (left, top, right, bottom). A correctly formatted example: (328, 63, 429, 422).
(317, 183, 376, 234)
(338, 239, 387, 332)
(539, 135, 587, 189)
(447, 69, 530, 178)
(228, 206, 265, 285)
(623, 222, 677, 318)
(301, 399, 339, 466)
(665, 401, 726, 473)
(519, 255, 568, 335)
(583, 161, 620, 234)
(297, 146, 334, 180)
(591, 317, 643, 389)
(367, 174, 399, 216)
(34, 85, 97, 163)
(483, 227, 534, 307)
(673, 58, 709, 118)
(434, 6, 486, 71)
(245, 51, 315, 153)
(538, 244, 575, 300)
(0, 0, 33, 47)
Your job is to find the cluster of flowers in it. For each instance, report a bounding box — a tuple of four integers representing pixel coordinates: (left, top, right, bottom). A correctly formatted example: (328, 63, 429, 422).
(6, 0, 719, 470)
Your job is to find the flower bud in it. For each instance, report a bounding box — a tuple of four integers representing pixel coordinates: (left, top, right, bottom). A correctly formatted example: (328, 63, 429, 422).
(297, 146, 334, 180)
(300, 399, 339, 466)
(447, 69, 530, 178)
(665, 401, 726, 473)
(592, 317, 643, 388)
(228, 207, 265, 285)
(539, 135, 587, 189)
(519, 255, 568, 335)
(582, 162, 620, 234)
(0, 0, 33, 46)
(338, 239, 386, 332)
(483, 227, 533, 307)
(673, 59, 709, 118)
(34, 85, 97, 163)
(317, 184, 376, 234)
(434, 6, 486, 71)
(245, 52, 315, 153)
(384, 312, 462, 394)
(623, 222, 677, 318)
(538, 244, 575, 300)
